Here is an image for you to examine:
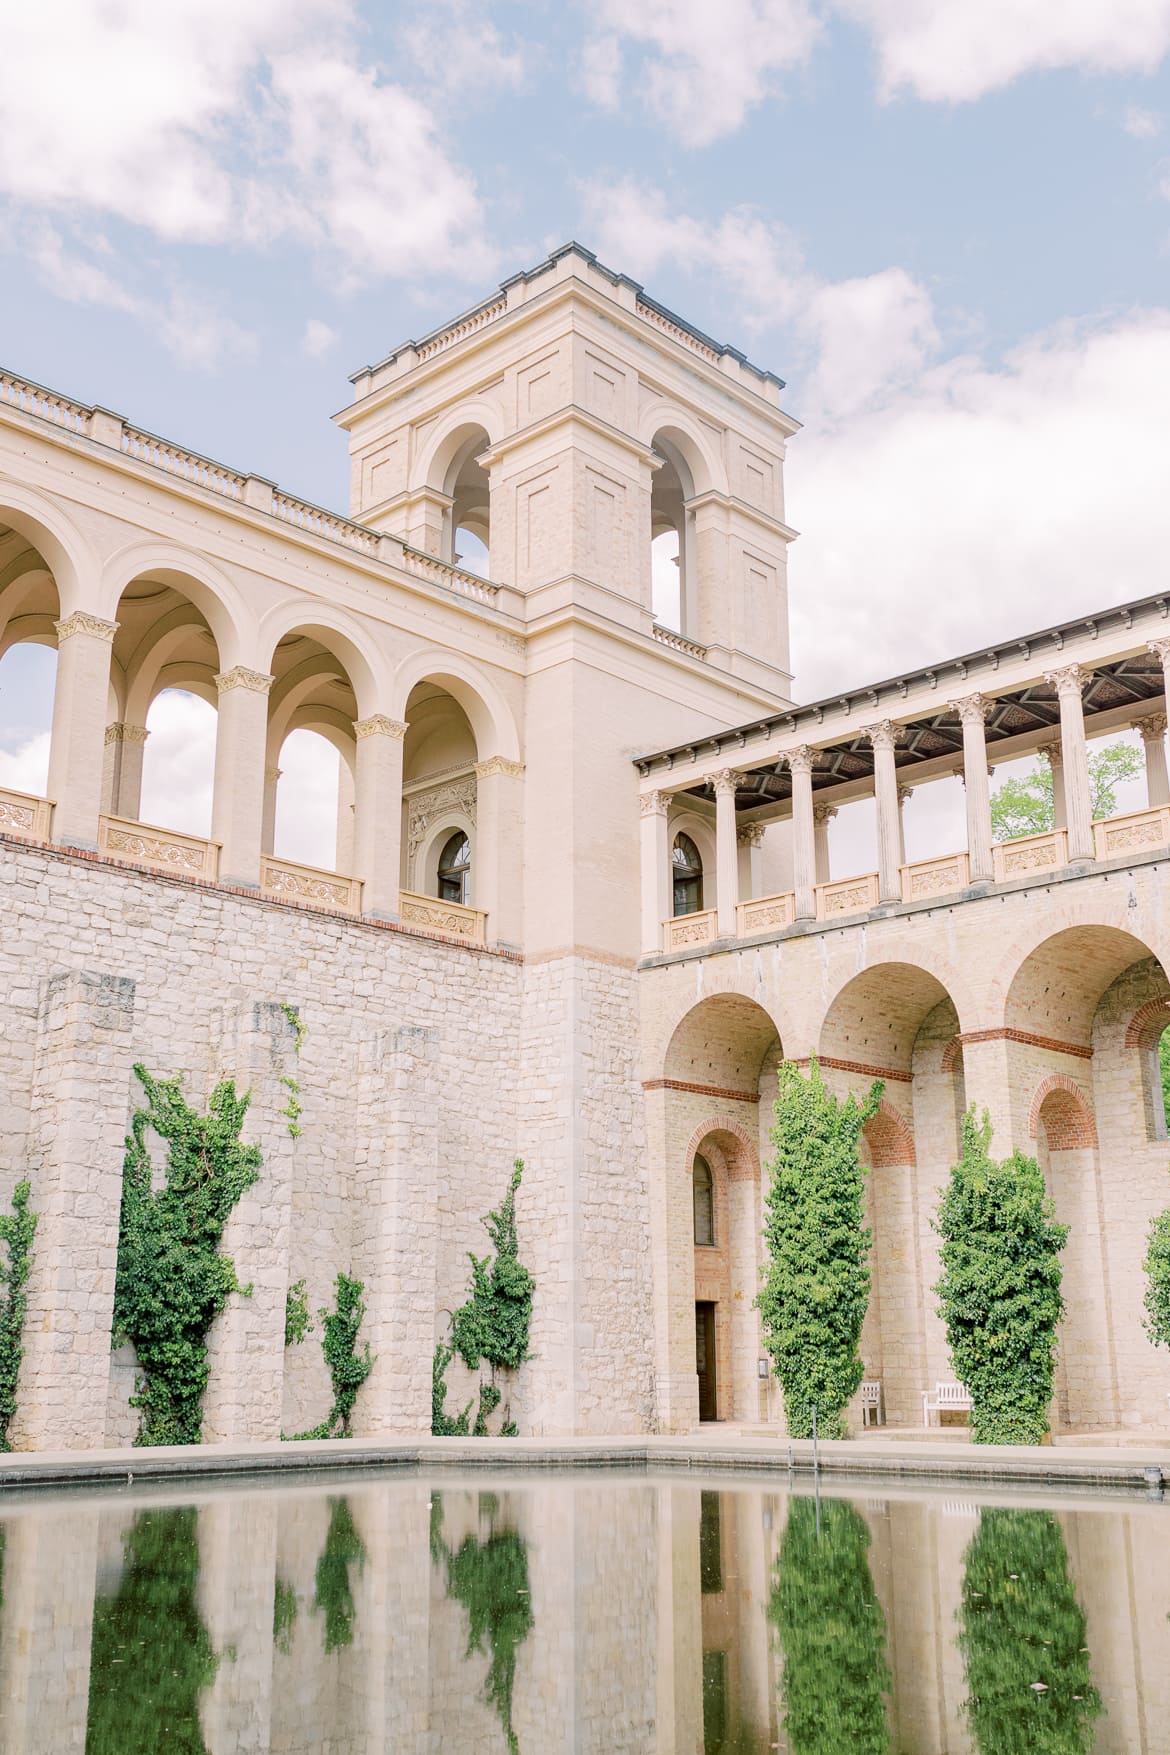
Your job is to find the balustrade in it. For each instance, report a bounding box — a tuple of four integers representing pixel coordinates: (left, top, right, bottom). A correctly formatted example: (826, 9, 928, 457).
(1092, 805, 1170, 860)
(992, 827, 1068, 882)
(662, 908, 718, 952)
(816, 872, 880, 917)
(98, 814, 220, 880)
(260, 854, 363, 915)
(398, 889, 487, 945)
(900, 851, 970, 903)
(0, 786, 53, 841)
(737, 892, 795, 934)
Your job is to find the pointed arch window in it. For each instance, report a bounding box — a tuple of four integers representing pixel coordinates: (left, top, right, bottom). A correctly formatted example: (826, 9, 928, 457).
(693, 1153, 715, 1248)
(672, 833, 704, 917)
(437, 831, 471, 905)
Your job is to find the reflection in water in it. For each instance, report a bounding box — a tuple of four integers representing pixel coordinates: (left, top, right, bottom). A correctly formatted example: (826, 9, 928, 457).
(86, 1507, 218, 1755)
(431, 1491, 533, 1755)
(769, 1497, 890, 1755)
(312, 1497, 366, 1653)
(960, 1509, 1102, 1755)
(0, 1478, 1161, 1752)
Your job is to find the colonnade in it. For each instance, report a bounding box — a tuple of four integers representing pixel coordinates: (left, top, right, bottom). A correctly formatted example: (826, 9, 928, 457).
(641, 643, 1170, 955)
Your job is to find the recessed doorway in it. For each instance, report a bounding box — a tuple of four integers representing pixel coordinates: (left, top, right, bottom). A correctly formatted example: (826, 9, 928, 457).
(695, 1301, 717, 1421)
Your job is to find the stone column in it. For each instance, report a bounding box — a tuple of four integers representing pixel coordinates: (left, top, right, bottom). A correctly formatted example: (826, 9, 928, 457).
(640, 791, 671, 955)
(1038, 739, 1068, 828)
(202, 1001, 298, 1443)
(951, 692, 994, 883)
(211, 667, 273, 888)
(261, 764, 280, 857)
(712, 768, 739, 936)
(813, 801, 836, 884)
(897, 783, 913, 866)
(46, 612, 118, 849)
(865, 720, 904, 902)
(336, 750, 356, 871)
(12, 970, 136, 1450)
(1045, 664, 1093, 861)
(1148, 635, 1170, 704)
(789, 746, 816, 920)
(1138, 714, 1169, 807)
(101, 722, 149, 820)
(353, 715, 407, 919)
(737, 820, 765, 902)
(474, 755, 525, 948)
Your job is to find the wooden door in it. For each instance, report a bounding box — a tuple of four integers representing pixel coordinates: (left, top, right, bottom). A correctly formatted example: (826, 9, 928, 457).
(695, 1301, 717, 1422)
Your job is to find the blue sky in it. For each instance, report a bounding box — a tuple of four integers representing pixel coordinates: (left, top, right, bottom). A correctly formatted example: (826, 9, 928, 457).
(2, 0, 1170, 865)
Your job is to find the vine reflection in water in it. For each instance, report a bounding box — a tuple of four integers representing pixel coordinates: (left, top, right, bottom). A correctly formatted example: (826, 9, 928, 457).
(312, 1497, 367, 1654)
(430, 1491, 534, 1755)
(960, 1508, 1102, 1755)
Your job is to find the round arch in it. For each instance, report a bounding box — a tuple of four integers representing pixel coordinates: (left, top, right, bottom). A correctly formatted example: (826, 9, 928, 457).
(256, 602, 383, 722)
(411, 403, 505, 495)
(1029, 1074, 1098, 1150)
(818, 958, 971, 1075)
(0, 481, 93, 616)
(415, 808, 477, 900)
(99, 544, 250, 669)
(663, 991, 783, 1093)
(1002, 924, 1168, 1049)
(122, 606, 223, 722)
(684, 1116, 761, 1183)
(391, 648, 520, 762)
(862, 1098, 917, 1168)
(638, 406, 728, 497)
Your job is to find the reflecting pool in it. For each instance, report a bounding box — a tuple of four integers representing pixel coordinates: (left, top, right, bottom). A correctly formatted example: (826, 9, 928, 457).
(0, 1471, 1166, 1752)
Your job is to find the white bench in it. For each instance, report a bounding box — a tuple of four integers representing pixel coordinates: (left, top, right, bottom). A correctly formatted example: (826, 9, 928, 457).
(859, 1381, 883, 1427)
(922, 1381, 972, 1426)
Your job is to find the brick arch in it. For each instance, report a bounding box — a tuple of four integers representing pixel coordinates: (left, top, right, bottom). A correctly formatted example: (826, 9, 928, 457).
(1029, 1074, 1099, 1151)
(685, 1117, 761, 1184)
(1124, 996, 1170, 1050)
(941, 1034, 964, 1072)
(862, 1098, 916, 1169)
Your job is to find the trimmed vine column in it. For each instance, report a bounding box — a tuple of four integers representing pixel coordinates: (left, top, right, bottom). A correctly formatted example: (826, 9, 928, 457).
(1038, 739, 1068, 828)
(951, 692, 995, 883)
(353, 715, 407, 919)
(865, 720, 904, 902)
(712, 767, 739, 936)
(640, 790, 671, 954)
(1138, 714, 1169, 807)
(475, 755, 525, 947)
(789, 746, 816, 919)
(813, 801, 836, 884)
(46, 612, 118, 849)
(1044, 664, 1093, 862)
(212, 667, 274, 888)
(101, 722, 149, 819)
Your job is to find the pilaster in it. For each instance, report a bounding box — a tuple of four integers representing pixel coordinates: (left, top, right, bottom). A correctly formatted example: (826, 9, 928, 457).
(212, 667, 274, 888)
(353, 714, 408, 919)
(47, 612, 118, 849)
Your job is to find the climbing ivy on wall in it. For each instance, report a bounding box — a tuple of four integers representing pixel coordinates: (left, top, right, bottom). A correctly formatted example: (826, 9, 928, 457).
(279, 1003, 306, 1137)
(959, 1508, 1101, 1755)
(86, 1507, 218, 1755)
(1142, 1164, 1170, 1353)
(0, 1180, 36, 1452)
(288, 1273, 374, 1440)
(284, 1279, 312, 1348)
(934, 1110, 1067, 1445)
(114, 1066, 261, 1447)
(431, 1492, 533, 1755)
(433, 1161, 533, 1438)
(767, 1495, 890, 1755)
(757, 1060, 882, 1440)
(312, 1498, 366, 1654)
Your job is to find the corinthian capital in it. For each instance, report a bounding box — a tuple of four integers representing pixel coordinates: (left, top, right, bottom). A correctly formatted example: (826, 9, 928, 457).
(949, 691, 993, 726)
(1148, 638, 1170, 663)
(1138, 714, 1168, 744)
(710, 768, 740, 799)
(1043, 663, 1088, 698)
(863, 719, 905, 754)
(786, 745, 814, 778)
(639, 789, 670, 818)
(55, 612, 118, 644)
(216, 666, 274, 696)
(354, 714, 408, 741)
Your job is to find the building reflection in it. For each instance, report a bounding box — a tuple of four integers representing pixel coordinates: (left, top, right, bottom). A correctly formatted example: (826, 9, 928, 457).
(0, 1478, 1166, 1753)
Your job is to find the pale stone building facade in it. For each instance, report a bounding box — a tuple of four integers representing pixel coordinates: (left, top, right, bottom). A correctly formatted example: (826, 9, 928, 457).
(1, 241, 1168, 1444)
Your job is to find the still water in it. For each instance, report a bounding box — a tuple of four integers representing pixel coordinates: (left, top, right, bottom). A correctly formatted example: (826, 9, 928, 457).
(0, 1470, 1166, 1753)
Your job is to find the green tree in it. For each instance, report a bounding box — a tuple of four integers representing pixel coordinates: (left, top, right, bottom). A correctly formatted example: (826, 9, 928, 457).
(114, 1066, 261, 1446)
(757, 1060, 882, 1439)
(431, 1493, 533, 1755)
(960, 1508, 1101, 1755)
(312, 1498, 366, 1654)
(767, 1496, 890, 1755)
(934, 1110, 1067, 1444)
(434, 1161, 533, 1437)
(86, 1508, 218, 1755)
(1159, 1028, 1170, 1133)
(0, 1180, 36, 1451)
(990, 739, 1142, 841)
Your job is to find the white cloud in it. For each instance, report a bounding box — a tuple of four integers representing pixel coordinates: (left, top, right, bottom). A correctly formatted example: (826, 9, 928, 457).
(301, 319, 339, 359)
(398, 2, 526, 96)
(273, 729, 339, 869)
(0, 731, 50, 799)
(140, 691, 217, 838)
(580, 0, 821, 143)
(1123, 103, 1164, 137)
(0, 0, 491, 284)
(837, 0, 1170, 103)
(22, 226, 254, 371)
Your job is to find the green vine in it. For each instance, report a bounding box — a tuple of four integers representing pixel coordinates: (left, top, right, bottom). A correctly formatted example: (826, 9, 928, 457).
(272, 1575, 299, 1655)
(280, 1002, 308, 1054)
(434, 1161, 532, 1437)
(113, 1065, 261, 1447)
(767, 1496, 891, 1755)
(312, 1498, 366, 1653)
(959, 1508, 1101, 1754)
(934, 1109, 1068, 1444)
(431, 1493, 533, 1754)
(86, 1507, 218, 1754)
(288, 1272, 374, 1440)
(279, 1004, 306, 1137)
(284, 1279, 312, 1347)
(0, 1180, 36, 1452)
(1142, 1162, 1170, 1353)
(757, 1059, 882, 1439)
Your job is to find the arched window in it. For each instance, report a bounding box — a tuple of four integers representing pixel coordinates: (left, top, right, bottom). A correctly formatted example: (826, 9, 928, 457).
(693, 1153, 715, 1247)
(437, 831, 471, 905)
(672, 832, 704, 917)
